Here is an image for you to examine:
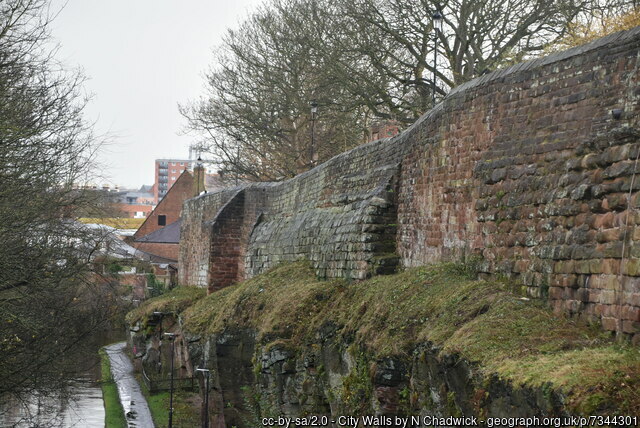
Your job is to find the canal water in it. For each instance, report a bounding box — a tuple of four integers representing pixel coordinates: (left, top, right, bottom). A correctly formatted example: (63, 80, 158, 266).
(0, 330, 126, 427)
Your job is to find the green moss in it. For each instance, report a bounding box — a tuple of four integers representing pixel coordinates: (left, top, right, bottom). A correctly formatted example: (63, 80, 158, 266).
(398, 386, 411, 412)
(579, 393, 606, 414)
(139, 379, 201, 428)
(126, 286, 206, 325)
(447, 391, 462, 417)
(338, 355, 372, 413)
(99, 349, 127, 428)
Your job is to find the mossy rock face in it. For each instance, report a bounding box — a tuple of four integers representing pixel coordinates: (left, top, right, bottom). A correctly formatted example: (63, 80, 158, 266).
(129, 261, 640, 420)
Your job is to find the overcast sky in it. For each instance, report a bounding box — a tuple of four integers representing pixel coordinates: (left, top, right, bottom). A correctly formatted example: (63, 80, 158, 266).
(48, 0, 262, 189)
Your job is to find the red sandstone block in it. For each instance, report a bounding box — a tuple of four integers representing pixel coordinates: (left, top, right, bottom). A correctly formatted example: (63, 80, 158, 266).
(551, 300, 565, 316)
(600, 290, 617, 305)
(575, 288, 589, 302)
(601, 317, 618, 331)
(567, 275, 579, 287)
(629, 293, 640, 306)
(622, 306, 640, 321)
(592, 275, 619, 290)
(593, 212, 615, 229)
(622, 320, 640, 334)
(593, 303, 606, 316)
(601, 259, 621, 274)
(514, 260, 530, 273)
(614, 210, 631, 227)
(549, 286, 564, 299)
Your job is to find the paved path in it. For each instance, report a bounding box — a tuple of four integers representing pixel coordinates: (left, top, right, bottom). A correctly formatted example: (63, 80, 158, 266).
(105, 342, 155, 428)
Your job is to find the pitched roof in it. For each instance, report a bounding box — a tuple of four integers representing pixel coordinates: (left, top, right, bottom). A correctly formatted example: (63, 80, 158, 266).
(135, 219, 181, 244)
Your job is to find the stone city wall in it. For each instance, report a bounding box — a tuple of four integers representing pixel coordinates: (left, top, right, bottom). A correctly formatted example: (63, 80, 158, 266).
(396, 28, 640, 334)
(179, 27, 640, 336)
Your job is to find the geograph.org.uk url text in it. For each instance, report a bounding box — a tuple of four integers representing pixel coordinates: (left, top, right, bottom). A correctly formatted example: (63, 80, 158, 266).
(260, 415, 639, 427)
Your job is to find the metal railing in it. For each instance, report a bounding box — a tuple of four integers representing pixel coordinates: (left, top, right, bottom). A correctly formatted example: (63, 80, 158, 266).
(142, 366, 197, 393)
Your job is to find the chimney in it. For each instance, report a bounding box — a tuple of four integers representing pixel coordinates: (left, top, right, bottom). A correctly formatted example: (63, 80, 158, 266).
(194, 157, 205, 197)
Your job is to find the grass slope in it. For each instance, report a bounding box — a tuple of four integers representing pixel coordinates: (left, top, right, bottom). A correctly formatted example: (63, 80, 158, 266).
(139, 380, 201, 427)
(133, 262, 640, 414)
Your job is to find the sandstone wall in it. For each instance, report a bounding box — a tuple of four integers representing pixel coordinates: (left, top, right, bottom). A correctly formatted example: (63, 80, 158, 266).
(179, 27, 640, 335)
(178, 139, 403, 289)
(396, 28, 640, 333)
(179, 188, 240, 287)
(246, 138, 403, 280)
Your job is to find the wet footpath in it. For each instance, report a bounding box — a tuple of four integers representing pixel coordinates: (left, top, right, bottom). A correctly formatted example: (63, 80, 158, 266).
(105, 342, 155, 427)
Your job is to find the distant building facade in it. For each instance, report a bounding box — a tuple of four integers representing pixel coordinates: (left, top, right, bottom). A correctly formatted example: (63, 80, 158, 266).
(112, 185, 155, 218)
(154, 159, 195, 204)
(368, 120, 401, 142)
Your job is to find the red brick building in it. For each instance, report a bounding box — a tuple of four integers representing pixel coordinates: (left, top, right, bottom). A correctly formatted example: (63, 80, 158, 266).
(368, 120, 401, 142)
(133, 168, 203, 261)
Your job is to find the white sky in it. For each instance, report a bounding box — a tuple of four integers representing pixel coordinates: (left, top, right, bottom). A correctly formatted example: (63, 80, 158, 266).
(48, 0, 262, 189)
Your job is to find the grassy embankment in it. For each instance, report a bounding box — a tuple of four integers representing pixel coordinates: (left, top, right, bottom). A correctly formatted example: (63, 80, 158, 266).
(99, 349, 127, 428)
(139, 388, 201, 428)
(128, 261, 640, 415)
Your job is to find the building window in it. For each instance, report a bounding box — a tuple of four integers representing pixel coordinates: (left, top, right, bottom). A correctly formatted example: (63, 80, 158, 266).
(172, 162, 177, 166)
(180, 162, 184, 166)
(172, 169, 176, 173)
(158, 215, 166, 226)
(172, 177, 176, 180)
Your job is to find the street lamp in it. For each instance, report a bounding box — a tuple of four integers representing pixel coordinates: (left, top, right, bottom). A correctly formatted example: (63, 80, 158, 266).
(164, 332, 178, 428)
(195, 368, 211, 428)
(153, 311, 165, 373)
(310, 100, 318, 166)
(432, 11, 443, 107)
(196, 156, 204, 195)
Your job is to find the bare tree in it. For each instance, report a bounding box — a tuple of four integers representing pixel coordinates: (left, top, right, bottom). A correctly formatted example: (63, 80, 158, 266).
(183, 0, 635, 178)
(0, 0, 121, 415)
(181, 0, 368, 181)
(320, 0, 636, 122)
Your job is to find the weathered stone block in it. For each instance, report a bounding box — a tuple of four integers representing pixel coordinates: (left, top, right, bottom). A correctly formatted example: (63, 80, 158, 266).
(600, 290, 617, 305)
(602, 160, 634, 179)
(600, 317, 618, 331)
(622, 306, 640, 322)
(622, 259, 640, 276)
(622, 320, 640, 334)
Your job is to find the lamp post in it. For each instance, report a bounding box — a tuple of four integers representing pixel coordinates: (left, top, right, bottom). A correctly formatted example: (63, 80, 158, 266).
(310, 100, 318, 167)
(164, 332, 177, 428)
(196, 156, 203, 194)
(432, 11, 443, 107)
(153, 311, 165, 373)
(195, 368, 211, 428)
